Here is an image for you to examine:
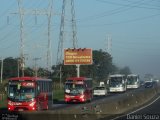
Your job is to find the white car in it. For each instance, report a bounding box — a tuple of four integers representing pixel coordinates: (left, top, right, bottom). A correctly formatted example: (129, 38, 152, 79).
(93, 86, 107, 96)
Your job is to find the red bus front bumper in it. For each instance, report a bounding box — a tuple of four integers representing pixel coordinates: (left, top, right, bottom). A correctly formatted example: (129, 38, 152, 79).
(8, 100, 36, 111)
(65, 94, 86, 103)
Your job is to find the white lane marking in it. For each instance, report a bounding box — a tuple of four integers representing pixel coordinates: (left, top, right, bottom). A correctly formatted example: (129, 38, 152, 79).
(110, 95, 160, 120)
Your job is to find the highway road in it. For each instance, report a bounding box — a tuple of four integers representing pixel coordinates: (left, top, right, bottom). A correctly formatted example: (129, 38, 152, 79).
(0, 85, 146, 112)
(51, 85, 146, 110)
(104, 93, 160, 120)
(1, 85, 159, 120)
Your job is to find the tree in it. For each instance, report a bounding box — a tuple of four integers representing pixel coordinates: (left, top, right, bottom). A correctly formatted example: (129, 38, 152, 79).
(92, 49, 114, 81)
(119, 66, 131, 75)
(3, 57, 18, 78)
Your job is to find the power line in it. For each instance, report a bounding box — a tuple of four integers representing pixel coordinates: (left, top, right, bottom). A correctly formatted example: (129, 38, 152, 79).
(0, 1, 16, 18)
(77, 13, 160, 27)
(96, 0, 160, 10)
(78, 0, 155, 22)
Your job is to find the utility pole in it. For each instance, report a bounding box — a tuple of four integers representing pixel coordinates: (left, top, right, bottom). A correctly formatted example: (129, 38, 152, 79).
(56, 0, 66, 88)
(70, 0, 79, 77)
(57, 0, 66, 65)
(71, 0, 78, 48)
(47, 0, 53, 72)
(33, 58, 41, 77)
(17, 0, 25, 77)
(0, 58, 3, 84)
(57, 0, 78, 64)
(105, 34, 112, 55)
(17, 58, 20, 77)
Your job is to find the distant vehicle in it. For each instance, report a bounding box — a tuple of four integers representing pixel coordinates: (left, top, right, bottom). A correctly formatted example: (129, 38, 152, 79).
(126, 74, 140, 89)
(140, 80, 145, 86)
(107, 74, 127, 93)
(7, 77, 53, 111)
(153, 79, 159, 83)
(145, 81, 153, 88)
(93, 86, 107, 96)
(99, 81, 105, 87)
(64, 77, 93, 103)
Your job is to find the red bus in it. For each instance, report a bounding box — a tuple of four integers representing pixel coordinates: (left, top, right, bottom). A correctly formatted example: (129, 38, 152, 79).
(64, 77, 93, 103)
(7, 77, 53, 111)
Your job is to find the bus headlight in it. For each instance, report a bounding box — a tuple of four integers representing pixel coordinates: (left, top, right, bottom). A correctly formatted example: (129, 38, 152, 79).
(80, 95, 85, 99)
(65, 95, 70, 98)
(65, 89, 70, 93)
(8, 101, 14, 106)
(29, 101, 36, 107)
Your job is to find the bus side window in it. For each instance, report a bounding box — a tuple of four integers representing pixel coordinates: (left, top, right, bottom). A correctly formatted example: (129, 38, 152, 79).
(36, 82, 40, 95)
(40, 81, 42, 92)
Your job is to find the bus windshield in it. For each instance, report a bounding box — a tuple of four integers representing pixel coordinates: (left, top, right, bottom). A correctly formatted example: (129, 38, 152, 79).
(65, 83, 84, 89)
(109, 77, 123, 87)
(65, 83, 84, 95)
(8, 84, 35, 102)
(127, 77, 137, 84)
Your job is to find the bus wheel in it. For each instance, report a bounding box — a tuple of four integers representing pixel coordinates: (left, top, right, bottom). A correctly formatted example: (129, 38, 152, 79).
(46, 104, 49, 110)
(37, 101, 42, 111)
(45, 104, 49, 110)
(37, 104, 41, 111)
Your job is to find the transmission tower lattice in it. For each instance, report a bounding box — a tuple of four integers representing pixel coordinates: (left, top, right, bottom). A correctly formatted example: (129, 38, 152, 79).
(15, 0, 54, 74)
(56, 0, 78, 65)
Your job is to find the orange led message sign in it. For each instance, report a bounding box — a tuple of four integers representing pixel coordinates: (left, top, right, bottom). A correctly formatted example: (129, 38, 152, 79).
(64, 48, 92, 65)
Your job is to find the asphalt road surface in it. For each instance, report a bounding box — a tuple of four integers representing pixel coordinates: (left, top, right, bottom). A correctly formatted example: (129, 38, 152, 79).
(106, 94, 160, 120)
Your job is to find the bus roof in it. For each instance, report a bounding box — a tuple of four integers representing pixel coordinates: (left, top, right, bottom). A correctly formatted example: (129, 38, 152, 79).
(8, 76, 52, 81)
(109, 74, 125, 77)
(66, 77, 92, 81)
(127, 74, 138, 77)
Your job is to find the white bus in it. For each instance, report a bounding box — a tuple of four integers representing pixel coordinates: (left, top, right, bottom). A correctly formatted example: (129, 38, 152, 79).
(127, 74, 140, 89)
(107, 74, 127, 93)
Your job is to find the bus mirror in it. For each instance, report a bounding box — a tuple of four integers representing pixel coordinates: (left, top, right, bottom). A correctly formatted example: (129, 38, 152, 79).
(107, 80, 109, 84)
(122, 80, 125, 84)
(73, 84, 75, 88)
(17, 83, 21, 90)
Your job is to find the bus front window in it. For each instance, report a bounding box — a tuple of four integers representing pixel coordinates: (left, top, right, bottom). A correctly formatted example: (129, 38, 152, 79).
(8, 85, 35, 101)
(65, 83, 84, 95)
(109, 78, 123, 87)
(127, 77, 137, 85)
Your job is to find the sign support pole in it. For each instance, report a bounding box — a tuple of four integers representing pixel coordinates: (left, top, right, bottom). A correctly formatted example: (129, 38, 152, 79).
(76, 64, 80, 77)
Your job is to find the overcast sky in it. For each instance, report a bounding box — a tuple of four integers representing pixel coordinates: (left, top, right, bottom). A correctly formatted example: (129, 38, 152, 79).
(0, 0, 160, 78)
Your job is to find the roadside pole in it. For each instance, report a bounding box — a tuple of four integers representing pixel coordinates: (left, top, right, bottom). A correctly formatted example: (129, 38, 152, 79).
(76, 64, 80, 77)
(1, 57, 3, 84)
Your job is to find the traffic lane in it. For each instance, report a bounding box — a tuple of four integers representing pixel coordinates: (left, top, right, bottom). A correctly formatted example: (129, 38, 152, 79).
(110, 95, 160, 120)
(0, 86, 147, 112)
(51, 85, 146, 110)
(0, 91, 129, 112)
(52, 88, 134, 110)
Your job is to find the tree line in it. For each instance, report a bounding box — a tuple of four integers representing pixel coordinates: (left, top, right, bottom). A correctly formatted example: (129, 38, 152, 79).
(0, 49, 131, 83)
